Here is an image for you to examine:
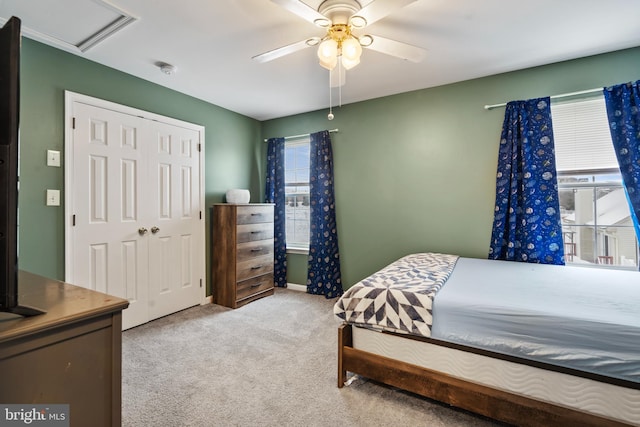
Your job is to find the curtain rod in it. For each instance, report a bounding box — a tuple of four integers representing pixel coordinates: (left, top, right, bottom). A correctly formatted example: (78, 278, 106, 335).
(483, 88, 603, 110)
(263, 129, 339, 142)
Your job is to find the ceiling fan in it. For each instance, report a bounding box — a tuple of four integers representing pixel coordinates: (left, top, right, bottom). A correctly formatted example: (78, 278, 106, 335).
(252, 0, 426, 73)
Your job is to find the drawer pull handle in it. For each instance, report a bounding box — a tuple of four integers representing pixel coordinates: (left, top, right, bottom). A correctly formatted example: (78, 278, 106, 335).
(251, 265, 263, 270)
(250, 282, 264, 288)
(250, 231, 261, 234)
(250, 248, 263, 252)
(251, 213, 262, 216)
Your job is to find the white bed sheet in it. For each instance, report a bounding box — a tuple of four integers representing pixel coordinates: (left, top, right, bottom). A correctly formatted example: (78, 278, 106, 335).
(430, 257, 640, 383)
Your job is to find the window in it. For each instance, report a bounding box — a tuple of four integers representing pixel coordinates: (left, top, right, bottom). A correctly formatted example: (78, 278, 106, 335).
(552, 96, 639, 268)
(284, 138, 310, 252)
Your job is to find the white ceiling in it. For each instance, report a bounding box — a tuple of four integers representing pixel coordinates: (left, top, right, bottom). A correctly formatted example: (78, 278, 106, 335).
(1, 0, 639, 121)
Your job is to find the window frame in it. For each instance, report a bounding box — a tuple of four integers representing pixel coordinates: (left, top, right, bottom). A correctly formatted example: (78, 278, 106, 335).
(283, 137, 311, 254)
(557, 171, 638, 270)
(552, 95, 639, 270)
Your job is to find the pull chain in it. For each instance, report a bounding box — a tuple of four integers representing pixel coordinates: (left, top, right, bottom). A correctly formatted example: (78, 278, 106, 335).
(339, 60, 343, 108)
(328, 67, 334, 120)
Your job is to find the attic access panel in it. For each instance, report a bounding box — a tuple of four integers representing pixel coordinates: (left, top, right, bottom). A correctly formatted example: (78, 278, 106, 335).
(0, 0, 137, 53)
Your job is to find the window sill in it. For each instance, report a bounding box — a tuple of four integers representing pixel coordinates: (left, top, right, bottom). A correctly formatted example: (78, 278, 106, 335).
(565, 263, 638, 272)
(286, 246, 309, 255)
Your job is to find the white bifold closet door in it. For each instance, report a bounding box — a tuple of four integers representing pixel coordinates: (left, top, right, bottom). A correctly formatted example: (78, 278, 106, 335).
(65, 92, 205, 330)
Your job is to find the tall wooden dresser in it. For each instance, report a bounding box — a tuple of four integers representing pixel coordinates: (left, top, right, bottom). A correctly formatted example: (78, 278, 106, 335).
(212, 203, 275, 308)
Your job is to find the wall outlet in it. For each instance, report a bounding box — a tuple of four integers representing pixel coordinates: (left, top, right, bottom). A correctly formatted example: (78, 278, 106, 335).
(46, 189, 60, 206)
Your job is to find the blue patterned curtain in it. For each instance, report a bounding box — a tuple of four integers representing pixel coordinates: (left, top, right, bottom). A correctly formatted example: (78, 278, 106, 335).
(265, 137, 287, 287)
(603, 81, 640, 246)
(488, 97, 565, 265)
(307, 130, 343, 298)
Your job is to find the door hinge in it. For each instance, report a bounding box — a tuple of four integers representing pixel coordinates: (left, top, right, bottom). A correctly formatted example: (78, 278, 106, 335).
(200, 278, 203, 288)
(199, 210, 202, 220)
(197, 143, 201, 152)
(72, 117, 76, 129)
(72, 214, 76, 226)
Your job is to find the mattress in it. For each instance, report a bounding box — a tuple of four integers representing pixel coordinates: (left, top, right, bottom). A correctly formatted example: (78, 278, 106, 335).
(430, 257, 640, 383)
(351, 325, 640, 425)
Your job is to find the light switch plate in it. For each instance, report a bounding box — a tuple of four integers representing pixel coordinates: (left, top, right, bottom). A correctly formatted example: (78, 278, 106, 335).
(47, 150, 61, 167)
(46, 189, 60, 206)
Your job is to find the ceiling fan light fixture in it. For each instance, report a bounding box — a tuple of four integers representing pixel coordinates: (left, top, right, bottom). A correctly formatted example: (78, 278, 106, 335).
(341, 55, 359, 70)
(318, 38, 339, 70)
(341, 37, 362, 69)
(341, 56, 359, 70)
(319, 56, 338, 70)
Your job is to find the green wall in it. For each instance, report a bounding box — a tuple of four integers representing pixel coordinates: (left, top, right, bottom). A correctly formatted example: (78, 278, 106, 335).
(261, 47, 640, 289)
(18, 37, 640, 294)
(19, 38, 262, 293)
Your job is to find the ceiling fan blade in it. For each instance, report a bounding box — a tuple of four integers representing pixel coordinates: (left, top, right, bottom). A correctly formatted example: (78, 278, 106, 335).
(269, 0, 329, 26)
(351, 0, 418, 27)
(252, 37, 319, 63)
(363, 35, 426, 63)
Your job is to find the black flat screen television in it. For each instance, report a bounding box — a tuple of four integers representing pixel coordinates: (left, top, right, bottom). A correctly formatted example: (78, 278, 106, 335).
(0, 16, 44, 316)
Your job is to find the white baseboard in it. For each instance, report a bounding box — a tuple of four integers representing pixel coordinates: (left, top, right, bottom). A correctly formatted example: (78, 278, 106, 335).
(206, 285, 305, 304)
(286, 283, 307, 292)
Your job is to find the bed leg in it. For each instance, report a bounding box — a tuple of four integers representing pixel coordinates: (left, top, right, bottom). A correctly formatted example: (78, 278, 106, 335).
(338, 323, 353, 388)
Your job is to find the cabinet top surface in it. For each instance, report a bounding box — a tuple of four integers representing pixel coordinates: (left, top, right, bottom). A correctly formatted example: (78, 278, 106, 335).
(0, 271, 129, 341)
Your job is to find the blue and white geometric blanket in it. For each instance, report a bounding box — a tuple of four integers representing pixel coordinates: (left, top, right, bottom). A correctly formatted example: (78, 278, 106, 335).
(334, 253, 459, 338)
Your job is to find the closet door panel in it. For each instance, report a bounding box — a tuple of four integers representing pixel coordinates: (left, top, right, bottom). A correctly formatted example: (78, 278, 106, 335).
(147, 122, 203, 320)
(67, 94, 204, 329)
(70, 102, 149, 330)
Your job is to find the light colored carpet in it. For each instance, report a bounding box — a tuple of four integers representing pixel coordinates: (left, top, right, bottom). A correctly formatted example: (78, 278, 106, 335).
(122, 288, 503, 426)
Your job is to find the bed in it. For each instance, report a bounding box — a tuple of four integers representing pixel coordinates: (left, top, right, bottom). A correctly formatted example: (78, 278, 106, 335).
(334, 253, 640, 427)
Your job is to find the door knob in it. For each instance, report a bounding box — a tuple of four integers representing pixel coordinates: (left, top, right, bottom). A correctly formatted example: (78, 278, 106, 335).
(151, 226, 160, 234)
(138, 227, 148, 236)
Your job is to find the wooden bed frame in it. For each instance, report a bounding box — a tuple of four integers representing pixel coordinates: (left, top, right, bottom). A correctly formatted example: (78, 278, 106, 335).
(337, 324, 635, 427)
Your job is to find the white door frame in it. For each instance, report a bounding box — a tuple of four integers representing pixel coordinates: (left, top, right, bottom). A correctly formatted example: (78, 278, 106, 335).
(63, 90, 207, 306)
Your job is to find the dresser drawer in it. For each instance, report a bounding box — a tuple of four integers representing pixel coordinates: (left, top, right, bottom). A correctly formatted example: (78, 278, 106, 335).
(236, 273, 274, 301)
(237, 223, 274, 243)
(236, 254, 274, 282)
(237, 239, 274, 262)
(236, 205, 274, 225)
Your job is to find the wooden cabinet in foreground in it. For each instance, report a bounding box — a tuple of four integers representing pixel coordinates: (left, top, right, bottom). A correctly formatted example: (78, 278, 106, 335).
(0, 271, 129, 427)
(212, 203, 275, 308)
